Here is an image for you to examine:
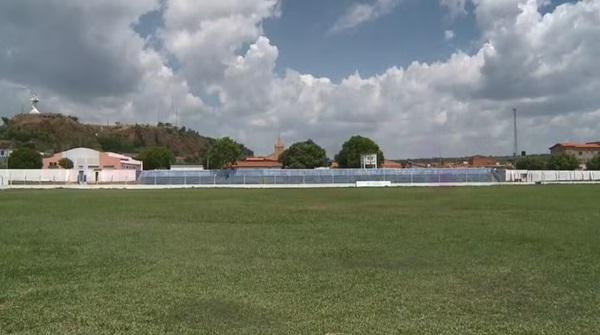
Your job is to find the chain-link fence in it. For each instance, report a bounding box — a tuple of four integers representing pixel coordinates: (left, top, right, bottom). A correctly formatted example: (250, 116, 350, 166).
(138, 168, 502, 186)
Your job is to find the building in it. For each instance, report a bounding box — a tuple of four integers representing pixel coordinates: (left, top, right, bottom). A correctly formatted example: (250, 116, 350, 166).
(234, 137, 284, 169)
(469, 155, 497, 168)
(381, 160, 403, 169)
(43, 148, 143, 171)
(550, 142, 600, 167)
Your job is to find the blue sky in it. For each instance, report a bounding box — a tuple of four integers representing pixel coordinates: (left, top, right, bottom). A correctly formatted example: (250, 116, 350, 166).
(264, 0, 574, 81)
(264, 0, 480, 80)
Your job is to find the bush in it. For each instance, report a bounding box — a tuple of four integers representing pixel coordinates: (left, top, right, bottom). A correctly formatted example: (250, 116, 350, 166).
(7, 147, 42, 169)
(547, 153, 579, 170)
(516, 156, 548, 170)
(586, 155, 600, 170)
(58, 158, 74, 169)
(137, 147, 175, 170)
(98, 136, 135, 153)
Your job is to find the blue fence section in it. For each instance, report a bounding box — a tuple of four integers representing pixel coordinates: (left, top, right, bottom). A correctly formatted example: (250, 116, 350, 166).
(138, 168, 502, 185)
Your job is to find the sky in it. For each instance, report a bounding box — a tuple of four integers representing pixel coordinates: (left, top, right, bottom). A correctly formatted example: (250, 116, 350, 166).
(0, 0, 597, 159)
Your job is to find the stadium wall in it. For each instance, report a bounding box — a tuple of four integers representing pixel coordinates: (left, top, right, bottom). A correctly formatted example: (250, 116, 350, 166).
(505, 170, 600, 183)
(0, 169, 137, 186)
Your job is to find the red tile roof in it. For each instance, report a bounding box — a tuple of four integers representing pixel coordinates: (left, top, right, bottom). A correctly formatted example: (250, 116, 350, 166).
(550, 142, 600, 150)
(382, 160, 403, 169)
(233, 158, 282, 169)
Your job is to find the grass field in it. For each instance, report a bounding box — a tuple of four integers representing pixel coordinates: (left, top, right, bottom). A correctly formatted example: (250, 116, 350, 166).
(1, 186, 599, 334)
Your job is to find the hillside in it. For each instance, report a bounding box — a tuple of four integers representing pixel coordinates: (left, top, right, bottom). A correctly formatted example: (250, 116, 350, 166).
(0, 114, 253, 163)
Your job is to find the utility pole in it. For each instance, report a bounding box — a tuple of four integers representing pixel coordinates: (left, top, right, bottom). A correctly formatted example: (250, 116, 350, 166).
(513, 108, 518, 166)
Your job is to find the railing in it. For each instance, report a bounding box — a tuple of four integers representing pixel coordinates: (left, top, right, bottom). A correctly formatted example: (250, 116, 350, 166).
(138, 168, 499, 186)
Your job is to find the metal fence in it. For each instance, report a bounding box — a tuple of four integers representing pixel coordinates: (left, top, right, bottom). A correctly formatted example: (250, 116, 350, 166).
(138, 168, 501, 186)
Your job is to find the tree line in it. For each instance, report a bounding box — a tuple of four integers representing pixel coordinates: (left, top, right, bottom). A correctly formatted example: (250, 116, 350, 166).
(6, 135, 600, 171)
(204, 135, 384, 170)
(517, 153, 600, 171)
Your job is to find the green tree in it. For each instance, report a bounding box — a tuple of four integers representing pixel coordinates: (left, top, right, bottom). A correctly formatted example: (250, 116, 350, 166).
(279, 139, 328, 169)
(547, 153, 579, 170)
(335, 135, 384, 168)
(7, 147, 42, 169)
(137, 147, 175, 170)
(586, 155, 600, 170)
(58, 158, 74, 169)
(206, 137, 245, 169)
(516, 156, 548, 170)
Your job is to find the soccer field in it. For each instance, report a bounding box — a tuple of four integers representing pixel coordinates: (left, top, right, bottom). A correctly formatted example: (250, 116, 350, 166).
(1, 186, 599, 334)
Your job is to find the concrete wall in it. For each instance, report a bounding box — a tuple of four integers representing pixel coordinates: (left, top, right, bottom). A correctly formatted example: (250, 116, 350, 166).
(506, 170, 600, 183)
(0, 169, 137, 186)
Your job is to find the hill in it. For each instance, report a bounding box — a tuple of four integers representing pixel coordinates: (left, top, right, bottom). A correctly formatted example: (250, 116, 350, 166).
(0, 114, 253, 163)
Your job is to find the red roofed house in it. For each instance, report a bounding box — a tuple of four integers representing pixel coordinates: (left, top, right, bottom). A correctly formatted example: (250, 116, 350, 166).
(550, 142, 600, 167)
(381, 160, 403, 169)
(233, 137, 284, 169)
(469, 155, 497, 168)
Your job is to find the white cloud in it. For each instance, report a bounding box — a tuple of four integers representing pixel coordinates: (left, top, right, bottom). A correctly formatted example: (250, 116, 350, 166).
(331, 0, 401, 33)
(440, 0, 469, 19)
(1, 0, 600, 159)
(445, 29, 456, 40)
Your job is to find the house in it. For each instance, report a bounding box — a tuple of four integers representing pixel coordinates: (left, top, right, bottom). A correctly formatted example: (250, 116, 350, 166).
(43, 148, 143, 171)
(469, 155, 497, 168)
(550, 142, 600, 166)
(381, 160, 403, 169)
(234, 137, 284, 169)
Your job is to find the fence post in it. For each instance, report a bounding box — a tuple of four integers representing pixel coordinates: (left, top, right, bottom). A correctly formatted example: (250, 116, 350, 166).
(274, 175, 277, 185)
(243, 175, 246, 185)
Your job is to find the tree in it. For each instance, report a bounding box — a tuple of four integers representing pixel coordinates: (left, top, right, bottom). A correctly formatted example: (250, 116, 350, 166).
(58, 158, 74, 169)
(547, 153, 579, 170)
(137, 147, 175, 170)
(7, 147, 42, 169)
(335, 135, 384, 168)
(586, 155, 600, 170)
(206, 137, 245, 169)
(279, 139, 328, 169)
(516, 156, 548, 170)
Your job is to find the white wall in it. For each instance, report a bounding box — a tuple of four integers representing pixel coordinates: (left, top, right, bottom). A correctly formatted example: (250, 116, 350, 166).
(506, 170, 600, 183)
(0, 169, 136, 185)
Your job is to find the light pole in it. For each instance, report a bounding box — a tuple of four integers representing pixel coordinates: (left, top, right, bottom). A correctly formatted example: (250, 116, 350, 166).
(513, 108, 518, 167)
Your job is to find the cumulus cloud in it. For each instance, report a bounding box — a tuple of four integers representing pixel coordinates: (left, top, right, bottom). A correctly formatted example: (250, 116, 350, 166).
(440, 0, 469, 19)
(1, 0, 600, 158)
(331, 0, 401, 33)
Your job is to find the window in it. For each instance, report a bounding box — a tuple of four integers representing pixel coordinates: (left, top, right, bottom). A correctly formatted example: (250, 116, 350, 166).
(579, 152, 583, 156)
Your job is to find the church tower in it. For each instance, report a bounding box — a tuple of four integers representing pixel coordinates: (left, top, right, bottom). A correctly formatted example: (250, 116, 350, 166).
(273, 136, 284, 159)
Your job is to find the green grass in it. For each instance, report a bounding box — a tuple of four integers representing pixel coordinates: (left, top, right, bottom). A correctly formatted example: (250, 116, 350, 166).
(1, 186, 599, 334)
